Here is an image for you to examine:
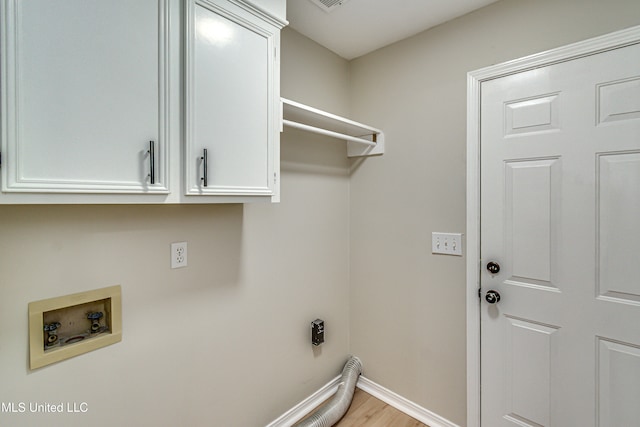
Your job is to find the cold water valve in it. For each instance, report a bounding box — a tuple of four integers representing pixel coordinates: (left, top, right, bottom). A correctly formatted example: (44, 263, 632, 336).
(87, 312, 104, 333)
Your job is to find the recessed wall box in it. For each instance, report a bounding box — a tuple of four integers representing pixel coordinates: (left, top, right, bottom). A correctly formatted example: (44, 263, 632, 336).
(28, 285, 122, 369)
(311, 319, 325, 346)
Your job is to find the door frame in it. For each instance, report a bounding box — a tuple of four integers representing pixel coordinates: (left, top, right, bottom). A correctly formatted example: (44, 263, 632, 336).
(465, 25, 640, 427)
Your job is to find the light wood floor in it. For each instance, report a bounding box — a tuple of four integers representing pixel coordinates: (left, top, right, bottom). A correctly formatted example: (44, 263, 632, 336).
(305, 388, 429, 427)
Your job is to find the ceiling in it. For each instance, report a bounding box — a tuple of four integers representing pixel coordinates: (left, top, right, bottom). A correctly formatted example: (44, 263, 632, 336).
(287, 0, 499, 60)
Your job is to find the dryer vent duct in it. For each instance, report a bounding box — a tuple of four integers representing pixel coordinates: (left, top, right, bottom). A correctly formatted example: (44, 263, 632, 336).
(307, 0, 352, 13)
(294, 356, 362, 427)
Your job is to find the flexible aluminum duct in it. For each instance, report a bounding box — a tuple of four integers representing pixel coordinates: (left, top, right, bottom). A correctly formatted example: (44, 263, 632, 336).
(294, 356, 363, 427)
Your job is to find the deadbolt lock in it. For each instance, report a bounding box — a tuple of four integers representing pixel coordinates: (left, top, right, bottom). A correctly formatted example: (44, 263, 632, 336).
(486, 261, 500, 274)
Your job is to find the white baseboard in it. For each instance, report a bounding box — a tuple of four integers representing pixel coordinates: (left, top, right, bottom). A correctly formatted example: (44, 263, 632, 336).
(266, 374, 460, 427)
(265, 375, 341, 427)
(356, 376, 461, 427)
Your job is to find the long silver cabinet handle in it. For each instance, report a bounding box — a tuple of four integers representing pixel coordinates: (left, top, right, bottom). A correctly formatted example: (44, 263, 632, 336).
(148, 141, 155, 185)
(201, 149, 208, 187)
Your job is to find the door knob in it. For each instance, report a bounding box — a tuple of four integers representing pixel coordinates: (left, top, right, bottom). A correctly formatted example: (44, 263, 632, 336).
(486, 261, 500, 274)
(485, 290, 501, 304)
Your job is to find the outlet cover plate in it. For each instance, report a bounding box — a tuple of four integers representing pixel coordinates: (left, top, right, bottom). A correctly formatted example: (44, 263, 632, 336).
(171, 242, 188, 269)
(432, 232, 463, 256)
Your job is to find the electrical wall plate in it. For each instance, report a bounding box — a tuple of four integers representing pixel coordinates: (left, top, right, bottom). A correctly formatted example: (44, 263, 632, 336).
(432, 232, 463, 256)
(28, 285, 122, 369)
(171, 241, 188, 269)
(311, 319, 324, 346)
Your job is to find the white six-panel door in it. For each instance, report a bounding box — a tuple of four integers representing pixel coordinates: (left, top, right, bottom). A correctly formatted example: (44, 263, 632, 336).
(479, 41, 640, 426)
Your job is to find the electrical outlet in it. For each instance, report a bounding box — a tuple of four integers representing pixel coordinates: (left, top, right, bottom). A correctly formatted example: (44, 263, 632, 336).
(171, 242, 188, 269)
(432, 232, 463, 256)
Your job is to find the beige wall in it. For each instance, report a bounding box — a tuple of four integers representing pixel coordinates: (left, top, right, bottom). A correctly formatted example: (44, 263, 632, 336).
(0, 28, 351, 427)
(348, 1, 640, 426)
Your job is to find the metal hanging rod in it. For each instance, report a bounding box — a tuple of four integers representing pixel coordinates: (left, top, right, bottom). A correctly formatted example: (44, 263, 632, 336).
(282, 119, 377, 146)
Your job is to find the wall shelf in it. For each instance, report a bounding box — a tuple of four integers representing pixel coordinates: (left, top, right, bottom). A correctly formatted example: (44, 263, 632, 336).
(281, 98, 384, 157)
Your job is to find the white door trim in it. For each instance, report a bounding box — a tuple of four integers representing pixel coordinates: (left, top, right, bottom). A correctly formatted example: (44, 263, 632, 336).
(465, 24, 640, 427)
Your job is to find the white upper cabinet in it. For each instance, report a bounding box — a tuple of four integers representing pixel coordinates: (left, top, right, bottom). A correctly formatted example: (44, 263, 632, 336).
(0, 0, 171, 198)
(184, 0, 281, 200)
(0, 0, 285, 203)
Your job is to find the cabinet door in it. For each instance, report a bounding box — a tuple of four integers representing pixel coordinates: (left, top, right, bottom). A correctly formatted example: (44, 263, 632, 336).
(0, 0, 170, 194)
(185, 0, 276, 197)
